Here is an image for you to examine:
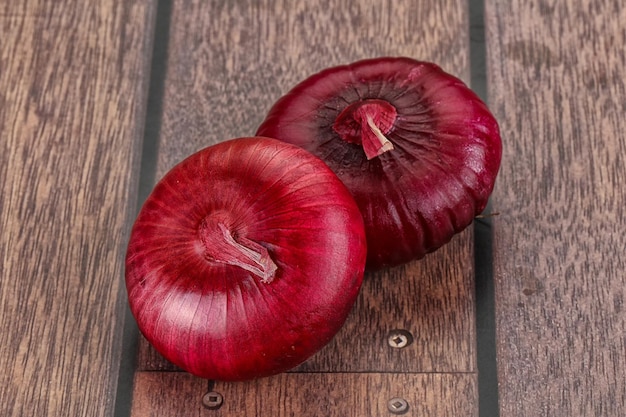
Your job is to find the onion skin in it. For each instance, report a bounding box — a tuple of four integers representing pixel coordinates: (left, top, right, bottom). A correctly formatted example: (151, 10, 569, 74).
(125, 137, 366, 381)
(257, 57, 502, 269)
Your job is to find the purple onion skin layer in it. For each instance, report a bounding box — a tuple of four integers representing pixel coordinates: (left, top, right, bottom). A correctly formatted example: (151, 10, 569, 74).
(125, 137, 366, 381)
(257, 57, 502, 270)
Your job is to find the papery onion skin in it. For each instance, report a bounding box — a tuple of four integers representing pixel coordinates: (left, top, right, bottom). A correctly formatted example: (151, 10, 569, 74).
(256, 57, 502, 270)
(125, 137, 367, 381)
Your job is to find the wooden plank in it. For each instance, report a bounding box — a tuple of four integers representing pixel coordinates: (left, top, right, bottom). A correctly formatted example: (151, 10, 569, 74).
(138, 0, 475, 373)
(132, 0, 477, 415)
(485, 1, 626, 415)
(0, 1, 155, 416)
(131, 372, 477, 417)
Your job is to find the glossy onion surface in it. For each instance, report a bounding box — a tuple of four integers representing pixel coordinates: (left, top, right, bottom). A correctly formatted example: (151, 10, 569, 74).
(257, 57, 502, 269)
(125, 137, 367, 381)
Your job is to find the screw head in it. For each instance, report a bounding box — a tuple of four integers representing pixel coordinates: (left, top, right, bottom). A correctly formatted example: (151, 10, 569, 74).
(387, 397, 410, 415)
(387, 329, 413, 349)
(202, 391, 223, 410)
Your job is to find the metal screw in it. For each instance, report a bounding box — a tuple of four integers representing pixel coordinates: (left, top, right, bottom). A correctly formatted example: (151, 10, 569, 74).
(387, 329, 413, 349)
(387, 397, 410, 415)
(202, 391, 223, 410)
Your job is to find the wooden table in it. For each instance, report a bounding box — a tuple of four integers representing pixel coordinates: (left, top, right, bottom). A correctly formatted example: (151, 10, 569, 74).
(2, 0, 624, 415)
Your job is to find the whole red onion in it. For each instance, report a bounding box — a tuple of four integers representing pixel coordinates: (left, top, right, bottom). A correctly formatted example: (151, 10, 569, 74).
(257, 57, 502, 269)
(125, 137, 367, 381)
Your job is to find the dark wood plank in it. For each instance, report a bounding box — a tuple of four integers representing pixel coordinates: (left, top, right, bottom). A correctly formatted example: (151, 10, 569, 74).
(0, 1, 155, 416)
(131, 372, 477, 417)
(132, 0, 478, 415)
(486, 0, 626, 415)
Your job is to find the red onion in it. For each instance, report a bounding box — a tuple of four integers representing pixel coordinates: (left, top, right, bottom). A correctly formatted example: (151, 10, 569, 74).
(257, 57, 502, 269)
(125, 137, 367, 381)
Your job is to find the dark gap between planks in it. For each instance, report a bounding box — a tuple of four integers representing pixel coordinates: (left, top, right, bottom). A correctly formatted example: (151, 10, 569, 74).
(113, 0, 173, 416)
(469, 0, 501, 415)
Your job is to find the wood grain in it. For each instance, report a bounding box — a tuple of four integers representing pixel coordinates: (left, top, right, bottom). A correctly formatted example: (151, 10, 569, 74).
(153, 0, 471, 171)
(0, 1, 154, 416)
(486, 0, 626, 415)
(132, 0, 478, 416)
(131, 372, 477, 417)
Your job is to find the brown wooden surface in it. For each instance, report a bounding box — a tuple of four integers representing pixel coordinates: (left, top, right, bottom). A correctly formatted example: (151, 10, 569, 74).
(131, 372, 477, 417)
(486, 0, 626, 415)
(131, 0, 478, 415)
(0, 1, 154, 416)
(8, 0, 624, 416)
